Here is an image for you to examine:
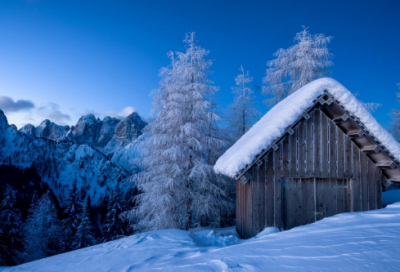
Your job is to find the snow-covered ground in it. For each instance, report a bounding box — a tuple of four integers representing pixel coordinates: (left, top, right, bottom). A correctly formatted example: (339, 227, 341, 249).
(5, 191, 400, 272)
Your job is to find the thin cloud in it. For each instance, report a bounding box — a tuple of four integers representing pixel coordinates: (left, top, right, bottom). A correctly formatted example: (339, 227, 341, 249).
(105, 106, 136, 119)
(37, 103, 71, 124)
(82, 109, 101, 118)
(0, 96, 35, 113)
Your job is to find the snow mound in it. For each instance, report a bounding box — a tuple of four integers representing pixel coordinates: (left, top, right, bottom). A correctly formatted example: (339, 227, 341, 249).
(215, 77, 400, 178)
(255, 227, 280, 238)
(7, 198, 400, 271)
(190, 227, 241, 247)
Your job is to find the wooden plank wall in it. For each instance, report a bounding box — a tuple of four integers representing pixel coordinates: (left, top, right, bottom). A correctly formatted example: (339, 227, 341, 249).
(237, 108, 384, 238)
(236, 179, 252, 239)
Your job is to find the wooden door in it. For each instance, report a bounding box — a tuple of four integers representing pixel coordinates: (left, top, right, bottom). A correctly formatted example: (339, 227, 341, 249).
(282, 178, 315, 230)
(283, 178, 350, 230)
(315, 178, 350, 221)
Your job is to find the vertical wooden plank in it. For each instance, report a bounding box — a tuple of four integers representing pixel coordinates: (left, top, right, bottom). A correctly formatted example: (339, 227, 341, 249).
(236, 181, 244, 237)
(337, 128, 345, 179)
(259, 158, 266, 231)
(241, 180, 244, 237)
(283, 178, 298, 230)
(274, 143, 283, 228)
(368, 159, 376, 211)
(245, 181, 252, 239)
(314, 110, 321, 177)
(360, 151, 368, 211)
(298, 120, 306, 177)
(282, 134, 290, 175)
(328, 120, 338, 216)
(377, 173, 383, 209)
(307, 111, 315, 177)
(266, 152, 274, 227)
(302, 178, 315, 225)
(352, 143, 361, 212)
(344, 135, 352, 178)
(315, 178, 324, 221)
(251, 166, 259, 236)
(327, 178, 336, 217)
(336, 179, 347, 214)
(295, 178, 302, 227)
(347, 178, 353, 212)
(321, 112, 329, 177)
(236, 180, 241, 237)
(288, 128, 297, 177)
(329, 119, 337, 179)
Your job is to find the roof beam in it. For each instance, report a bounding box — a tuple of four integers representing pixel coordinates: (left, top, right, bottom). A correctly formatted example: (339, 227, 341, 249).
(361, 145, 381, 154)
(332, 113, 349, 123)
(348, 129, 365, 138)
(376, 161, 397, 169)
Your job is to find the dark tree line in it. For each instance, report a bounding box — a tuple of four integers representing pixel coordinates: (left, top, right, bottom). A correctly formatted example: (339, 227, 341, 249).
(0, 165, 133, 266)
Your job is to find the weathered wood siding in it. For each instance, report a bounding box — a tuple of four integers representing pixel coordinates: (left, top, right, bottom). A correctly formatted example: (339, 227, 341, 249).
(237, 108, 384, 239)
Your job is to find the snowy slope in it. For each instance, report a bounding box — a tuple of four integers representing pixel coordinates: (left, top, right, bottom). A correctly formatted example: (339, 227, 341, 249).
(215, 77, 400, 178)
(7, 199, 400, 271)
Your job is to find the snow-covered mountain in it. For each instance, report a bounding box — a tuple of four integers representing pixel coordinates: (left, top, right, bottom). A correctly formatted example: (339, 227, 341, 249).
(0, 110, 136, 205)
(19, 112, 146, 159)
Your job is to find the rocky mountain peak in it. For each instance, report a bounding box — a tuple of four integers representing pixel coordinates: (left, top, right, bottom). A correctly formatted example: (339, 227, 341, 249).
(20, 124, 35, 135)
(0, 109, 9, 130)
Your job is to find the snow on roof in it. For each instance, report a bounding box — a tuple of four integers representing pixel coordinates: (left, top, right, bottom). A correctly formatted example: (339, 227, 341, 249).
(214, 77, 400, 178)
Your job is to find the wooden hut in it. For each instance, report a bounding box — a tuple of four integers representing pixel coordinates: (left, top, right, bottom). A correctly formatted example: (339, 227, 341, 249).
(214, 78, 400, 239)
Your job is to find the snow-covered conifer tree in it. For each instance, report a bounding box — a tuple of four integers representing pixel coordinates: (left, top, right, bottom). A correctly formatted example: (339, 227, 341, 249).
(23, 192, 64, 262)
(226, 66, 259, 141)
(62, 180, 82, 248)
(102, 181, 130, 242)
(0, 186, 23, 266)
(73, 197, 96, 249)
(390, 84, 400, 141)
(134, 32, 234, 231)
(264, 26, 333, 105)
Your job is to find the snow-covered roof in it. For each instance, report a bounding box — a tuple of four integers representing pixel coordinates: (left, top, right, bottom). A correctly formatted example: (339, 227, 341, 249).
(215, 77, 400, 178)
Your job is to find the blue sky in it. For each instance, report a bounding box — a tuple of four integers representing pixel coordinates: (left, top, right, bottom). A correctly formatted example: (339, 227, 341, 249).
(0, 0, 399, 128)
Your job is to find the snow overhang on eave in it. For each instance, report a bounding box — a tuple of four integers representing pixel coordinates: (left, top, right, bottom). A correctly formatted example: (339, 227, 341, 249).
(235, 90, 400, 187)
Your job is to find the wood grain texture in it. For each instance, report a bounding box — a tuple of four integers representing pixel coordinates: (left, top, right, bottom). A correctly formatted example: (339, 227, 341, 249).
(236, 106, 385, 238)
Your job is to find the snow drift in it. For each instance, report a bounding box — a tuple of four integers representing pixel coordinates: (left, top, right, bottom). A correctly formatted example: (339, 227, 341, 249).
(6, 194, 400, 271)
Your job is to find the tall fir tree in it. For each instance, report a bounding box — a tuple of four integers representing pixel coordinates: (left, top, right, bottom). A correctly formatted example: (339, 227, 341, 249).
(390, 84, 400, 141)
(226, 66, 259, 141)
(134, 32, 233, 231)
(0, 186, 24, 266)
(73, 197, 96, 249)
(264, 26, 333, 105)
(102, 181, 130, 242)
(23, 192, 64, 262)
(62, 180, 82, 248)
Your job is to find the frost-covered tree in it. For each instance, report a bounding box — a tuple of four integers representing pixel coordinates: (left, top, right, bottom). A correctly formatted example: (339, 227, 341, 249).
(134, 32, 233, 231)
(102, 181, 130, 242)
(73, 197, 96, 249)
(0, 186, 24, 266)
(23, 192, 64, 262)
(62, 180, 82, 248)
(264, 26, 333, 105)
(390, 84, 400, 141)
(226, 66, 259, 141)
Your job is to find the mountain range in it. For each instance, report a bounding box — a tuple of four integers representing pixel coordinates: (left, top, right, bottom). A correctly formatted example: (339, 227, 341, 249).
(0, 110, 147, 205)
